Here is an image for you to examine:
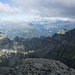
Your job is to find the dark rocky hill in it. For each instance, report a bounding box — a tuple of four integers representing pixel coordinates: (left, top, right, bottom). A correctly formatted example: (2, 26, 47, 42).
(45, 28, 75, 68)
(0, 58, 75, 75)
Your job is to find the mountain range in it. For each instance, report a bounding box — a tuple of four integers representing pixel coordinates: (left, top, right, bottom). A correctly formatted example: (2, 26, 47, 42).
(0, 28, 75, 70)
(0, 20, 75, 39)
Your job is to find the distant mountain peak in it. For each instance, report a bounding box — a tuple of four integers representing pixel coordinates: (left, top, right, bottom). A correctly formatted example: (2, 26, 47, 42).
(0, 31, 2, 34)
(13, 36, 23, 45)
(13, 36, 21, 41)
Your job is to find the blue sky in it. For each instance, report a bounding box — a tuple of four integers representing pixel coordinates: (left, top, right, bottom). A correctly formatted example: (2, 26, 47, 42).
(0, 0, 75, 22)
(0, 0, 11, 4)
(0, 0, 14, 7)
(0, 0, 37, 21)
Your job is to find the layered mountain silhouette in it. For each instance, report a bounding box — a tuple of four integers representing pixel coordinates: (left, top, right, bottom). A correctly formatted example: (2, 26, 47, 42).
(0, 28, 75, 71)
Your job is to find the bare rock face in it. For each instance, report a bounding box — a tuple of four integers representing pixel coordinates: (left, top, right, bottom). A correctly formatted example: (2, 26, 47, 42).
(0, 67, 10, 75)
(8, 58, 75, 75)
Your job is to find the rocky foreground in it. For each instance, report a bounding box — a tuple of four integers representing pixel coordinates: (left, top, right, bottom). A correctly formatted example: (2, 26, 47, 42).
(0, 58, 75, 75)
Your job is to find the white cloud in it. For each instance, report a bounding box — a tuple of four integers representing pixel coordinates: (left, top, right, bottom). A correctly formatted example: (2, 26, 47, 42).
(0, 0, 75, 22)
(0, 2, 22, 13)
(12, 0, 75, 18)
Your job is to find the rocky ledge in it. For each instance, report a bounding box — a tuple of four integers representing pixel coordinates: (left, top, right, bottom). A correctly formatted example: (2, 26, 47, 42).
(7, 58, 75, 75)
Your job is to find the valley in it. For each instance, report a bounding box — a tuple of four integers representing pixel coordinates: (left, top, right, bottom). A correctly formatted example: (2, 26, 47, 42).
(0, 20, 75, 39)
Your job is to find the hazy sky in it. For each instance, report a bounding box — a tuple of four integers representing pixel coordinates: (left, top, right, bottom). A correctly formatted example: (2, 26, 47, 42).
(0, 0, 75, 21)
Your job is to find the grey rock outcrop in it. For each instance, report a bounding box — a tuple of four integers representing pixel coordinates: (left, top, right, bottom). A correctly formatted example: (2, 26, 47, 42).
(8, 58, 75, 75)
